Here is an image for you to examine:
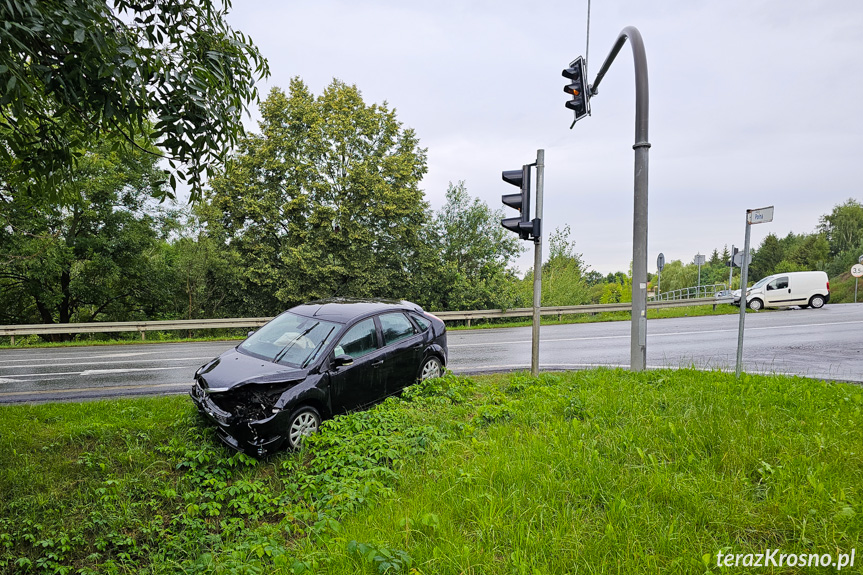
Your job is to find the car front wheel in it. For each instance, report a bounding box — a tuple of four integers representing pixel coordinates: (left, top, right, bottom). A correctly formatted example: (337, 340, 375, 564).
(286, 405, 321, 449)
(748, 298, 763, 311)
(418, 356, 443, 381)
(809, 295, 826, 309)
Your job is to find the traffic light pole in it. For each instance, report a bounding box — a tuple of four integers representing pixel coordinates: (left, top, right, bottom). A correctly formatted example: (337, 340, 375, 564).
(590, 26, 650, 371)
(531, 150, 545, 376)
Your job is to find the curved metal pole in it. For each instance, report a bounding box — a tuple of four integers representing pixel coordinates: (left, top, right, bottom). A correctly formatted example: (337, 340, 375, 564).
(591, 26, 650, 371)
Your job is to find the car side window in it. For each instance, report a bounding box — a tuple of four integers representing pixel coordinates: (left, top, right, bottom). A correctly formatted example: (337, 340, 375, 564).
(767, 277, 788, 291)
(409, 312, 430, 332)
(334, 318, 380, 359)
(379, 312, 416, 346)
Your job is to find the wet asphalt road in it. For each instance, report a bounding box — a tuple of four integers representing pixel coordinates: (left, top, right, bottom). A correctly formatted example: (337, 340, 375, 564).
(1, 304, 861, 403)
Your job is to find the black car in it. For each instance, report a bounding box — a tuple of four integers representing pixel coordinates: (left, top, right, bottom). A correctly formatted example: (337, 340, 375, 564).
(190, 299, 447, 456)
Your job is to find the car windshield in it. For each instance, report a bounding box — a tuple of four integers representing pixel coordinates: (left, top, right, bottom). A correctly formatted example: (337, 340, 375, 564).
(239, 312, 341, 367)
(751, 277, 772, 289)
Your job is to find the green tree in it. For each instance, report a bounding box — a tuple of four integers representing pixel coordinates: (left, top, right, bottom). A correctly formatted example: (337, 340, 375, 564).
(818, 198, 863, 257)
(166, 204, 246, 320)
(786, 233, 830, 270)
(656, 260, 697, 294)
(429, 182, 523, 310)
(0, 137, 176, 333)
(206, 79, 430, 314)
(527, 225, 590, 306)
(0, 0, 269, 202)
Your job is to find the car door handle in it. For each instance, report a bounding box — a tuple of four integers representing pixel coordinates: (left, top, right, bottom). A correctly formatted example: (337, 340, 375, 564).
(412, 344, 423, 350)
(371, 360, 384, 368)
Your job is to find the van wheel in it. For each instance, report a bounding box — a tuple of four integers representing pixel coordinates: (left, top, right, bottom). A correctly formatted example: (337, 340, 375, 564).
(747, 298, 763, 311)
(809, 295, 826, 309)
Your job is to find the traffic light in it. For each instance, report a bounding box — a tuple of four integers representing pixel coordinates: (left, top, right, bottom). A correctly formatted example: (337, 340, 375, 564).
(562, 56, 590, 123)
(501, 165, 539, 240)
(727, 246, 739, 267)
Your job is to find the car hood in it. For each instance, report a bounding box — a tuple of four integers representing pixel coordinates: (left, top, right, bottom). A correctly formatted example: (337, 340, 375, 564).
(196, 349, 308, 392)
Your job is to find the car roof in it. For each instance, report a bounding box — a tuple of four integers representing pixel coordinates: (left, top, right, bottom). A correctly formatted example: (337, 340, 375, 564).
(288, 298, 424, 323)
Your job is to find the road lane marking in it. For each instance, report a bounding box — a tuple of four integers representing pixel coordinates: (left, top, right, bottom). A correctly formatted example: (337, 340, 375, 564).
(80, 367, 192, 375)
(449, 319, 863, 347)
(0, 356, 212, 370)
(0, 366, 194, 380)
(0, 382, 192, 398)
(0, 351, 160, 362)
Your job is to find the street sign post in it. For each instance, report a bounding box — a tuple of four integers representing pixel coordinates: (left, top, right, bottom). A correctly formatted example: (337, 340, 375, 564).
(852, 263, 863, 303)
(656, 253, 665, 295)
(736, 206, 774, 377)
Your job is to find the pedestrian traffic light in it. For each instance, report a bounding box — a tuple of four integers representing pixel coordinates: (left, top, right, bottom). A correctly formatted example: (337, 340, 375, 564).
(501, 165, 537, 240)
(562, 56, 590, 123)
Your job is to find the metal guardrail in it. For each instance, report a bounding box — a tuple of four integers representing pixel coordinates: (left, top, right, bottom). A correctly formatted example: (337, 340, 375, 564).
(0, 298, 725, 343)
(653, 283, 727, 301)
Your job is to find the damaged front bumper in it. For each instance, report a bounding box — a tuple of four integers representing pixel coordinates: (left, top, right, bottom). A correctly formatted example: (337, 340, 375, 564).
(190, 380, 290, 457)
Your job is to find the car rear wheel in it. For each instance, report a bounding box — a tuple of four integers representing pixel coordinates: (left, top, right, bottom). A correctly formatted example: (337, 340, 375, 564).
(748, 298, 763, 311)
(286, 405, 321, 449)
(809, 295, 826, 309)
(418, 356, 443, 381)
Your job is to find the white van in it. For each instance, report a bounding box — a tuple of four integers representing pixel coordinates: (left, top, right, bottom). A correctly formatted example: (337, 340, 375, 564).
(735, 271, 830, 310)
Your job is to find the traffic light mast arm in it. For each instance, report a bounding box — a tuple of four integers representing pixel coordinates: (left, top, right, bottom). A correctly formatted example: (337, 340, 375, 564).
(588, 26, 649, 147)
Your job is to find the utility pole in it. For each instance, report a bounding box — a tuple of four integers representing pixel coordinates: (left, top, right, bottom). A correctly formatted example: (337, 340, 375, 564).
(531, 150, 545, 376)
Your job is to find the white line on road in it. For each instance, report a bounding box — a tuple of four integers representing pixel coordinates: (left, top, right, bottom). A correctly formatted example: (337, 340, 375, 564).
(0, 357, 212, 370)
(0, 366, 193, 380)
(449, 319, 863, 347)
(0, 382, 192, 398)
(80, 367, 193, 375)
(0, 351, 159, 362)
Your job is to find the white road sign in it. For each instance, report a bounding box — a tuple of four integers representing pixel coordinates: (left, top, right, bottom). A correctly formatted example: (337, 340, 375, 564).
(852, 264, 863, 278)
(747, 206, 774, 224)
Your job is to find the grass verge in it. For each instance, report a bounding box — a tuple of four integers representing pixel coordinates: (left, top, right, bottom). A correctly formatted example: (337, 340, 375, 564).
(1, 369, 861, 574)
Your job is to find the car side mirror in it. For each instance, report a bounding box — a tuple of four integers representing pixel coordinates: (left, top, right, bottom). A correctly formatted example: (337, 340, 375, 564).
(247, 330, 256, 337)
(333, 354, 354, 368)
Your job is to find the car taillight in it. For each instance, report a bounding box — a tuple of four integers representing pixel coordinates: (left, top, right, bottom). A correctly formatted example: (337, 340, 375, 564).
(826, 281, 830, 291)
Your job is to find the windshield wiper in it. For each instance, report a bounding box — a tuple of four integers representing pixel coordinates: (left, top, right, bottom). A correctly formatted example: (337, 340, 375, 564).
(301, 326, 337, 368)
(274, 322, 319, 365)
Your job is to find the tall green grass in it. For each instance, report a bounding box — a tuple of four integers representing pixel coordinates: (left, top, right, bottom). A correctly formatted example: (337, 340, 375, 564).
(1, 370, 860, 574)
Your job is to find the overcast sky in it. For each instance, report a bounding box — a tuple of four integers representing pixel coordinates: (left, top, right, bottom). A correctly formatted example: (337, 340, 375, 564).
(225, 0, 863, 275)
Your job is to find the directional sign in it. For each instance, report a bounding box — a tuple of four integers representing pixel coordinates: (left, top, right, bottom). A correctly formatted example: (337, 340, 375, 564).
(733, 251, 751, 267)
(657, 253, 665, 272)
(747, 206, 774, 225)
(694, 254, 706, 266)
(852, 264, 863, 278)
